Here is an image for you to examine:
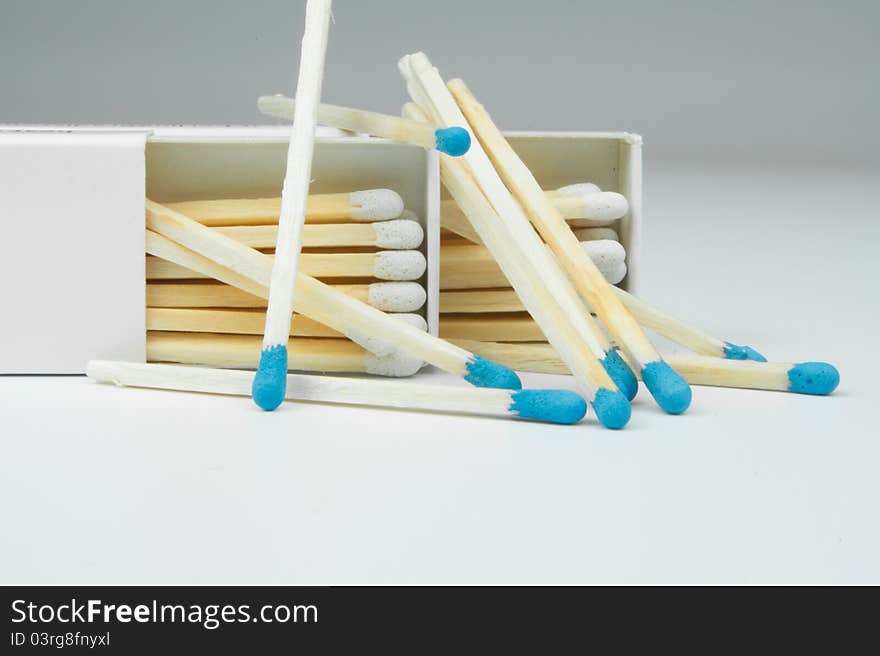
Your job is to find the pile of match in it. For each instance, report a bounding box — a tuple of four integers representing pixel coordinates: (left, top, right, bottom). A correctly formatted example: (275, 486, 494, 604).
(88, 0, 839, 429)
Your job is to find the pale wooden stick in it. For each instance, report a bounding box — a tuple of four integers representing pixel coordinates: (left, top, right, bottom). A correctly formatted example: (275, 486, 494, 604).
(441, 194, 620, 244)
(164, 189, 404, 226)
(147, 332, 422, 377)
(439, 289, 525, 314)
(448, 78, 691, 415)
(88, 361, 587, 424)
(440, 314, 545, 342)
(146, 281, 426, 313)
(144, 202, 520, 388)
(439, 241, 626, 288)
(146, 249, 427, 281)
(258, 94, 471, 156)
(401, 92, 631, 428)
(448, 340, 839, 396)
(214, 219, 423, 249)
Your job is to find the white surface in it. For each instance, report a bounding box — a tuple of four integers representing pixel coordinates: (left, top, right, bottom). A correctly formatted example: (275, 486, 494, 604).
(1, 168, 878, 584)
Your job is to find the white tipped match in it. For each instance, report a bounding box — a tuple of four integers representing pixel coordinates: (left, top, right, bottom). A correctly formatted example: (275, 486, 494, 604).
(582, 240, 627, 284)
(572, 227, 619, 242)
(349, 189, 404, 221)
(366, 282, 427, 312)
(345, 313, 427, 356)
(365, 351, 424, 377)
(373, 219, 424, 249)
(373, 250, 427, 281)
(554, 183, 601, 197)
(579, 191, 629, 221)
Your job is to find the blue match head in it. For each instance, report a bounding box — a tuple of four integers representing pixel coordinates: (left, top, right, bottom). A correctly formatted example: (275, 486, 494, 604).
(434, 127, 471, 156)
(251, 345, 288, 411)
(723, 341, 767, 362)
(509, 389, 587, 425)
(464, 355, 521, 390)
(591, 388, 631, 430)
(641, 360, 692, 415)
(787, 362, 840, 396)
(602, 349, 639, 401)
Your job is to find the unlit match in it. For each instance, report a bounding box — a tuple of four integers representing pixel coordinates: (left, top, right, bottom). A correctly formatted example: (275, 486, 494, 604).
(258, 94, 471, 156)
(88, 361, 587, 425)
(215, 219, 424, 249)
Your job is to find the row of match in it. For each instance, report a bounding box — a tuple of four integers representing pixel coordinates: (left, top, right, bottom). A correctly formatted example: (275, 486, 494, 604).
(89, 0, 839, 428)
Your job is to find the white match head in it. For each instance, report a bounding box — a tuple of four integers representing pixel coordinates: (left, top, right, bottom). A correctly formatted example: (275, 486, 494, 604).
(579, 192, 629, 221)
(554, 183, 601, 197)
(367, 282, 427, 312)
(572, 227, 619, 242)
(344, 313, 428, 357)
(373, 219, 425, 249)
(365, 351, 424, 377)
(581, 239, 627, 284)
(373, 250, 427, 281)
(350, 189, 405, 221)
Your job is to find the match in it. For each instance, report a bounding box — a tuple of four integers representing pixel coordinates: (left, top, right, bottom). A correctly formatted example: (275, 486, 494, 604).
(258, 94, 471, 156)
(146, 281, 427, 313)
(165, 188, 404, 226)
(146, 249, 427, 281)
(214, 219, 424, 250)
(88, 361, 588, 425)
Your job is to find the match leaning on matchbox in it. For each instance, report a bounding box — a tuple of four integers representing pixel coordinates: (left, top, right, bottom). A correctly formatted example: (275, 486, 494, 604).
(0, 0, 839, 428)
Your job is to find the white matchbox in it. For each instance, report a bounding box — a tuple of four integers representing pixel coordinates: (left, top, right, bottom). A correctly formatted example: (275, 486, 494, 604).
(0, 126, 640, 374)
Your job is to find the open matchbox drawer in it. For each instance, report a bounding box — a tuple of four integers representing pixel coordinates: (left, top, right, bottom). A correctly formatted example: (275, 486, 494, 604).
(0, 126, 640, 374)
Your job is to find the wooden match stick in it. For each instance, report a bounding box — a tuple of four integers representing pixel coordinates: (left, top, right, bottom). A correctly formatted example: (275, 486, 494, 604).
(401, 91, 633, 427)
(88, 361, 587, 425)
(148, 332, 424, 377)
(145, 202, 521, 389)
(146, 281, 427, 313)
(448, 78, 691, 415)
(258, 94, 471, 156)
(441, 190, 624, 243)
(146, 249, 427, 281)
(147, 307, 427, 341)
(439, 314, 545, 342)
(164, 189, 405, 227)
(449, 341, 838, 396)
(214, 219, 423, 249)
(439, 241, 626, 288)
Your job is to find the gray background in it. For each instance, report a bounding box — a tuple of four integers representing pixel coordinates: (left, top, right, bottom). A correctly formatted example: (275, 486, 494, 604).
(2, 0, 878, 168)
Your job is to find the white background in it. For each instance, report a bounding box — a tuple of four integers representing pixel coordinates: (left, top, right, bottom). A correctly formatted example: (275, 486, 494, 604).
(2, 168, 877, 584)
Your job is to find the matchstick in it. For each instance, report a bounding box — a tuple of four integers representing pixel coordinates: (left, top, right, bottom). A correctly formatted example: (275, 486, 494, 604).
(145, 202, 521, 389)
(439, 241, 626, 288)
(401, 93, 632, 427)
(147, 307, 426, 340)
(258, 94, 471, 156)
(164, 189, 404, 226)
(448, 78, 691, 414)
(88, 361, 587, 425)
(147, 332, 424, 377)
(146, 281, 427, 313)
(439, 314, 546, 342)
(214, 219, 423, 249)
(441, 189, 623, 243)
(448, 341, 838, 396)
(146, 249, 427, 281)
(436, 285, 766, 362)
(572, 227, 619, 242)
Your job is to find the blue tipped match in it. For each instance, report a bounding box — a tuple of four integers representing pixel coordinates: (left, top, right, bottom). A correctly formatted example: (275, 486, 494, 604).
(591, 388, 631, 429)
(252, 345, 288, 411)
(724, 341, 767, 362)
(787, 362, 840, 396)
(509, 389, 588, 425)
(641, 361, 692, 415)
(602, 349, 639, 401)
(464, 355, 521, 390)
(434, 127, 471, 156)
